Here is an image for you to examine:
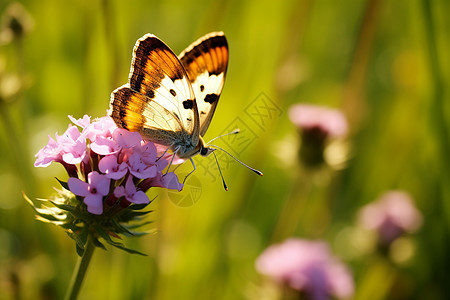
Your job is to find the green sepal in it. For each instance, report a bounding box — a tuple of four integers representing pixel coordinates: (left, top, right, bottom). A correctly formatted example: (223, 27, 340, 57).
(76, 243, 84, 257)
(118, 210, 153, 223)
(25, 187, 156, 256)
(128, 202, 151, 210)
(68, 231, 85, 254)
(95, 225, 147, 256)
(91, 236, 107, 251)
(55, 177, 70, 190)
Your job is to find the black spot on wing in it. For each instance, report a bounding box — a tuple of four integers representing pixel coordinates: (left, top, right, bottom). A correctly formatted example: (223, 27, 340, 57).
(183, 99, 194, 109)
(204, 94, 218, 104)
(170, 89, 177, 97)
(208, 70, 222, 76)
(200, 85, 205, 92)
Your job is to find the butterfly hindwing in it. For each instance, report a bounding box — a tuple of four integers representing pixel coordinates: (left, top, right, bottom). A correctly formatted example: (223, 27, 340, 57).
(110, 34, 200, 145)
(179, 32, 228, 137)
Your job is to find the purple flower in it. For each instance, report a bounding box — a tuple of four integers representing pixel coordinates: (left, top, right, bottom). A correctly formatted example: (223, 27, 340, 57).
(34, 135, 62, 167)
(35, 124, 87, 167)
(98, 154, 128, 180)
(255, 239, 354, 300)
(56, 125, 87, 164)
(82, 116, 116, 142)
(88, 123, 142, 155)
(113, 128, 142, 149)
(68, 171, 110, 215)
(34, 115, 184, 215)
(69, 115, 91, 129)
(358, 191, 422, 245)
(127, 152, 157, 179)
(114, 176, 149, 205)
(90, 135, 121, 155)
(138, 172, 184, 192)
(289, 104, 348, 138)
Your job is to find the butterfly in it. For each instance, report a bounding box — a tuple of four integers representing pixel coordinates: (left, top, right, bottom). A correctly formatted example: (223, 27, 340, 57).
(109, 32, 262, 189)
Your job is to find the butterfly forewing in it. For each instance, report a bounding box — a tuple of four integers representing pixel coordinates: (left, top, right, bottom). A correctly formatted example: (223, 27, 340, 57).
(179, 32, 228, 137)
(110, 34, 200, 146)
(112, 86, 186, 145)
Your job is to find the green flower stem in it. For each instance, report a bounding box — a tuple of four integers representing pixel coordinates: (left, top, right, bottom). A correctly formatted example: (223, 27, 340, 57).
(421, 0, 450, 214)
(64, 236, 96, 300)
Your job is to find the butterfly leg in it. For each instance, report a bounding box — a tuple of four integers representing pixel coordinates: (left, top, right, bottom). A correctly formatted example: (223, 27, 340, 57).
(182, 158, 196, 185)
(165, 152, 176, 175)
(156, 145, 172, 162)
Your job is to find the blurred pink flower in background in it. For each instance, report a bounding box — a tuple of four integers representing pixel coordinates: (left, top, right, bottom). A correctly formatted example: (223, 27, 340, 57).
(288, 104, 348, 138)
(358, 191, 422, 245)
(288, 104, 348, 168)
(255, 238, 354, 300)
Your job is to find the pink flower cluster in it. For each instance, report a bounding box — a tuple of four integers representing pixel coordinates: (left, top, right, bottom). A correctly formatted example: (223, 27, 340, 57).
(358, 191, 422, 245)
(288, 104, 348, 138)
(35, 115, 183, 215)
(256, 239, 354, 300)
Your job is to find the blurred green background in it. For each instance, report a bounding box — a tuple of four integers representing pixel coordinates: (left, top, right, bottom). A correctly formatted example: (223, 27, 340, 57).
(0, 0, 449, 299)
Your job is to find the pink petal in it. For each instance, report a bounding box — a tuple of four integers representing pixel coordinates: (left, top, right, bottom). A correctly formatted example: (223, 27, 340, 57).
(136, 142, 157, 164)
(90, 136, 120, 155)
(84, 116, 116, 142)
(99, 155, 116, 173)
(124, 176, 136, 194)
(84, 194, 103, 215)
(34, 136, 61, 167)
(68, 178, 89, 197)
(255, 239, 354, 299)
(114, 185, 126, 198)
(161, 173, 183, 191)
(288, 104, 348, 138)
(88, 172, 110, 195)
(58, 125, 81, 142)
(69, 115, 91, 129)
(99, 155, 128, 179)
(113, 128, 142, 148)
(62, 148, 86, 164)
(130, 190, 149, 204)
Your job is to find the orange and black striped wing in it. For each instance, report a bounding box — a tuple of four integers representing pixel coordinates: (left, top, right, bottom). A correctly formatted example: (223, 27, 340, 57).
(110, 34, 200, 145)
(178, 32, 228, 137)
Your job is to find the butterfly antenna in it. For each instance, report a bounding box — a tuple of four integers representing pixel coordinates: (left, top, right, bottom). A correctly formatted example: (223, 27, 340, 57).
(208, 144, 263, 176)
(207, 128, 240, 144)
(212, 150, 228, 191)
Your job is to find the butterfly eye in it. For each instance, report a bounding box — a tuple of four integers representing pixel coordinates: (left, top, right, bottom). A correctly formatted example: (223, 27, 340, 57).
(200, 147, 213, 157)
